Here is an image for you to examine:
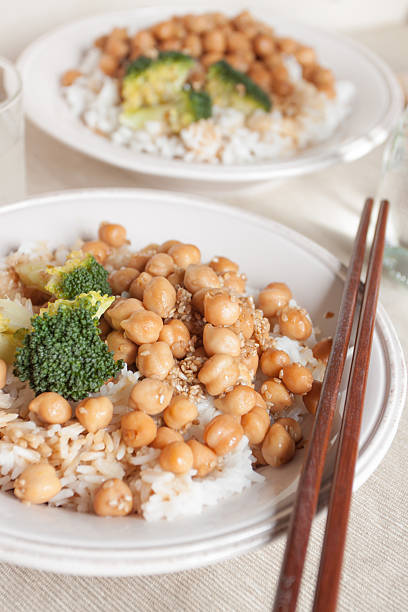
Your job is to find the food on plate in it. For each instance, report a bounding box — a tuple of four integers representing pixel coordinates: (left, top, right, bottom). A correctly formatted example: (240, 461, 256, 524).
(61, 10, 355, 164)
(0, 222, 330, 520)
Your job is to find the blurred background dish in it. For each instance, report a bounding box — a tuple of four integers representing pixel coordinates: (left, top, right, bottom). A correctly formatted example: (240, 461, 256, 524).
(17, 7, 403, 184)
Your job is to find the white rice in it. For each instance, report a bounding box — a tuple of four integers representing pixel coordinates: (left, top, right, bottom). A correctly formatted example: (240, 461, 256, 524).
(62, 47, 355, 165)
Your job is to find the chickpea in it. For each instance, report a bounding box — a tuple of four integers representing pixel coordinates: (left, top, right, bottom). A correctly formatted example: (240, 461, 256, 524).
(131, 30, 155, 52)
(152, 20, 177, 40)
(76, 397, 113, 433)
(260, 379, 292, 413)
(0, 358, 7, 389)
(143, 276, 176, 318)
(151, 426, 183, 449)
(303, 380, 322, 415)
(129, 271, 153, 299)
(277, 37, 299, 54)
(203, 324, 241, 357)
(99, 54, 118, 77)
(202, 30, 226, 53)
(160, 39, 182, 51)
(14, 464, 61, 504)
(272, 79, 294, 97)
(240, 350, 259, 378)
(204, 290, 241, 326)
(120, 309, 163, 345)
(295, 46, 317, 66)
(184, 14, 211, 34)
(127, 253, 150, 271)
(276, 417, 302, 443)
(231, 307, 254, 340)
(241, 405, 270, 445)
(183, 264, 220, 294)
(254, 390, 267, 410)
(311, 66, 334, 87)
(183, 34, 202, 57)
(201, 52, 223, 68)
(93, 479, 133, 517)
(281, 363, 313, 395)
(204, 414, 244, 456)
(82, 240, 110, 264)
(257, 282, 292, 317)
(260, 349, 291, 378)
(209, 256, 239, 275)
(105, 36, 129, 60)
(224, 54, 250, 73)
(109, 268, 140, 295)
(160, 239, 181, 253)
(98, 222, 127, 247)
(159, 441, 194, 474)
(159, 319, 190, 358)
(221, 272, 246, 293)
(106, 330, 137, 364)
(187, 439, 217, 477)
(129, 377, 173, 415)
(167, 269, 185, 288)
(163, 395, 198, 430)
(312, 338, 332, 364)
(61, 69, 82, 87)
(262, 423, 295, 466)
(191, 287, 209, 315)
(99, 316, 112, 340)
(278, 308, 312, 341)
(253, 34, 275, 57)
(28, 392, 72, 425)
(214, 384, 257, 416)
(137, 342, 174, 380)
(248, 64, 271, 91)
(121, 410, 157, 448)
(227, 31, 251, 53)
(108, 298, 144, 330)
(168, 243, 201, 269)
(198, 354, 240, 396)
(94, 35, 107, 50)
(144, 253, 175, 277)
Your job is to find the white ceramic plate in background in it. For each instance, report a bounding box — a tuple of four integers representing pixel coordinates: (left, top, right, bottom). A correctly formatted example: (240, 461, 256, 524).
(0, 188, 405, 576)
(17, 6, 403, 184)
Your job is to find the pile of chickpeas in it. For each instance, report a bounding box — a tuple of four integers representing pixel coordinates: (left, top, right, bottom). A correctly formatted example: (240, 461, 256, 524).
(62, 10, 335, 100)
(11, 220, 332, 517)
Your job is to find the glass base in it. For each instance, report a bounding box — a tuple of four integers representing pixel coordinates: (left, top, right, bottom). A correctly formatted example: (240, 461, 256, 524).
(383, 246, 408, 286)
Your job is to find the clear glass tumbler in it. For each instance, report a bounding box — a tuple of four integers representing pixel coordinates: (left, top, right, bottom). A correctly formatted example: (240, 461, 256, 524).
(0, 57, 25, 204)
(377, 107, 408, 285)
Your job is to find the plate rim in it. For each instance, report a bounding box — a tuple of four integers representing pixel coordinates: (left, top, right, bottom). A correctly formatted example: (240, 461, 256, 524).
(0, 187, 405, 575)
(16, 6, 404, 182)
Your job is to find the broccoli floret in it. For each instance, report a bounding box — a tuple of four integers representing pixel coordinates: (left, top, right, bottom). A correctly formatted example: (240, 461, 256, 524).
(122, 51, 195, 112)
(120, 89, 212, 133)
(13, 291, 122, 401)
(205, 60, 271, 115)
(45, 252, 111, 299)
(0, 299, 32, 363)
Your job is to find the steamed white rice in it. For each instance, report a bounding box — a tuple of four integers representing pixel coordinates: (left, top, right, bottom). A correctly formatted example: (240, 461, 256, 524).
(62, 46, 355, 164)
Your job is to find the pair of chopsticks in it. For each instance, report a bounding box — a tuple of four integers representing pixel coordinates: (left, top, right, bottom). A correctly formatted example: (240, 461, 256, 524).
(273, 198, 389, 612)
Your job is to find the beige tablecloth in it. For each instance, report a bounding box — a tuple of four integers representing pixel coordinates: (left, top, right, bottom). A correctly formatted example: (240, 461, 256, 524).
(0, 17, 407, 612)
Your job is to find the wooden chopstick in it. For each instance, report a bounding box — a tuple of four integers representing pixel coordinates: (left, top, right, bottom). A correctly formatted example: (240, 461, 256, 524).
(273, 198, 374, 612)
(313, 200, 389, 612)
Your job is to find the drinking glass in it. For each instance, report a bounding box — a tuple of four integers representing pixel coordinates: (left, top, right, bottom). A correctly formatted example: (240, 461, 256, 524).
(0, 56, 25, 204)
(377, 107, 408, 285)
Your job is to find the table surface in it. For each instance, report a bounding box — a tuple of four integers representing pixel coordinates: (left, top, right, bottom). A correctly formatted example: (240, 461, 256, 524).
(1, 11, 408, 612)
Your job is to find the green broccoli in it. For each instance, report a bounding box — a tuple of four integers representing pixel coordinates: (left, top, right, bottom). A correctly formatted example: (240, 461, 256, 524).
(205, 60, 271, 115)
(13, 291, 122, 401)
(120, 89, 212, 133)
(45, 252, 111, 299)
(122, 51, 195, 113)
(15, 252, 111, 300)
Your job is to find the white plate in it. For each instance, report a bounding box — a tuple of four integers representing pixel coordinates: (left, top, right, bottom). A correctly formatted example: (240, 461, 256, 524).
(0, 188, 405, 576)
(17, 6, 403, 183)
